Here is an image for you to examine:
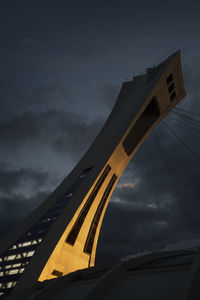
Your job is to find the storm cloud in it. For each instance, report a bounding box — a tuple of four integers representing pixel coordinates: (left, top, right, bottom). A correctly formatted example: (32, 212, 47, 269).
(0, 0, 200, 266)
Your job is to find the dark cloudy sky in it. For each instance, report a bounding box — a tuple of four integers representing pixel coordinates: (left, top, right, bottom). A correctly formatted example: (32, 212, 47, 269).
(1, 0, 200, 265)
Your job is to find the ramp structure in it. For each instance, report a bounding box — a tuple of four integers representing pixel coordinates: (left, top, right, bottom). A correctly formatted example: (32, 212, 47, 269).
(0, 51, 186, 298)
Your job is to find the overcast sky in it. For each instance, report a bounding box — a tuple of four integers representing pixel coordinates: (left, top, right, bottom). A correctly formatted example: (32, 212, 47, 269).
(1, 0, 200, 265)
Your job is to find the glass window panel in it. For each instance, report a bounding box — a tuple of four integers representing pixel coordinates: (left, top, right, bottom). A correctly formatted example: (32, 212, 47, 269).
(5, 265, 12, 269)
(11, 264, 21, 268)
(170, 91, 176, 101)
(18, 268, 25, 274)
(21, 241, 32, 247)
(166, 73, 173, 84)
(168, 83, 175, 93)
(26, 251, 35, 257)
(7, 270, 18, 275)
(9, 246, 17, 250)
(6, 255, 16, 261)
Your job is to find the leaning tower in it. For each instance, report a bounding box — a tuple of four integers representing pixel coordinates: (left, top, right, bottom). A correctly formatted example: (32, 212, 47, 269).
(0, 51, 186, 298)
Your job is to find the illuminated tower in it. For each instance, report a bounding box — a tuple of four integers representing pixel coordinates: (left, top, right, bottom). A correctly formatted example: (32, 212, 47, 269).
(0, 51, 186, 298)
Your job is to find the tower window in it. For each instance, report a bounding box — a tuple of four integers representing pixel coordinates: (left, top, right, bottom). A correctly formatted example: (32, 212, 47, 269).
(170, 92, 176, 101)
(168, 83, 175, 93)
(51, 270, 63, 277)
(66, 165, 111, 246)
(84, 174, 117, 256)
(123, 97, 160, 156)
(166, 74, 173, 85)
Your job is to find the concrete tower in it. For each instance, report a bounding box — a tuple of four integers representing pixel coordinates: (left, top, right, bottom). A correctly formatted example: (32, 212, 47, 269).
(0, 51, 186, 298)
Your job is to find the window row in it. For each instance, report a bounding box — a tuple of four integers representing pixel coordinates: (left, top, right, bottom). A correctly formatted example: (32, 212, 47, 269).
(84, 174, 117, 255)
(166, 74, 176, 101)
(66, 165, 111, 246)
(0, 167, 91, 297)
